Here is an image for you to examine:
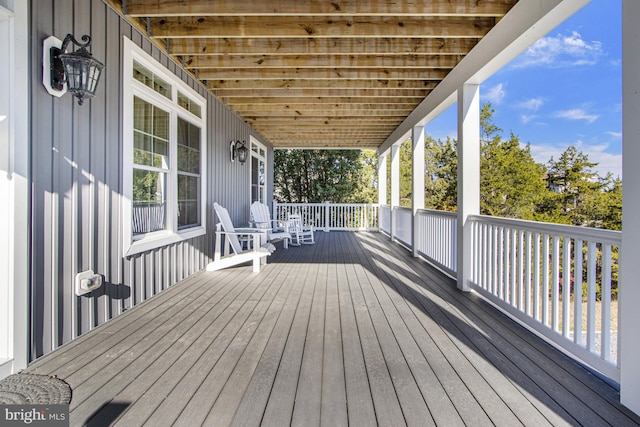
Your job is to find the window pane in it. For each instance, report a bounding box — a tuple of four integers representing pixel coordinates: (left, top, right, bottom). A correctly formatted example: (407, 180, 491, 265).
(178, 91, 202, 118)
(178, 174, 200, 229)
(134, 97, 170, 169)
(133, 96, 152, 133)
(153, 105, 169, 140)
(177, 118, 201, 174)
(132, 169, 167, 235)
(133, 60, 171, 98)
(251, 156, 259, 203)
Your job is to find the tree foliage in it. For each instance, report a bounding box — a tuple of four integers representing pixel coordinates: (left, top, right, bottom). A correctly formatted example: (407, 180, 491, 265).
(479, 104, 548, 220)
(273, 149, 373, 203)
(273, 102, 621, 231)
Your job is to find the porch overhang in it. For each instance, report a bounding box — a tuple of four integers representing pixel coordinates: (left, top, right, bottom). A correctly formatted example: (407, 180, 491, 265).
(110, 0, 524, 150)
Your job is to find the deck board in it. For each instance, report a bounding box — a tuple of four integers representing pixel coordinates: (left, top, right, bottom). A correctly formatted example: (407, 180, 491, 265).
(319, 236, 348, 427)
(228, 262, 307, 427)
(366, 232, 633, 426)
(24, 231, 640, 427)
(335, 234, 377, 427)
(259, 244, 320, 427)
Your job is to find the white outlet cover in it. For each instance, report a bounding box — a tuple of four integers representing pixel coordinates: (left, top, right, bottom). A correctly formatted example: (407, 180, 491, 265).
(75, 270, 97, 296)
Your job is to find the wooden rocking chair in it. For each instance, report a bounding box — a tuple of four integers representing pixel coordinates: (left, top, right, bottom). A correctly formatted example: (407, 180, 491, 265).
(206, 203, 275, 273)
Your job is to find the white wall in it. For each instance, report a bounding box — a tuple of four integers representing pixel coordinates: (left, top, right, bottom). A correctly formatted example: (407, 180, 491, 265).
(0, 0, 29, 378)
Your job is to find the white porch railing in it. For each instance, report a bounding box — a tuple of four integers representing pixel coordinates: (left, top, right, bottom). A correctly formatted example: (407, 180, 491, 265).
(382, 207, 457, 276)
(469, 215, 621, 381)
(415, 209, 457, 276)
(380, 204, 391, 234)
(393, 206, 413, 246)
(273, 202, 378, 231)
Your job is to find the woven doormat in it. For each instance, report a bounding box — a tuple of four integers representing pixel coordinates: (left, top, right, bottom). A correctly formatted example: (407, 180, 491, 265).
(0, 373, 71, 404)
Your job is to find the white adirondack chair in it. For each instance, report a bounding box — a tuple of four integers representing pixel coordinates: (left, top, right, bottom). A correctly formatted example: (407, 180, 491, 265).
(206, 203, 275, 273)
(250, 201, 291, 249)
(288, 213, 315, 245)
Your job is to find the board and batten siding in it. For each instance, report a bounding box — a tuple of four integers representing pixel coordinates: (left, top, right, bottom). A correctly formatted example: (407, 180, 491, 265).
(29, 0, 272, 361)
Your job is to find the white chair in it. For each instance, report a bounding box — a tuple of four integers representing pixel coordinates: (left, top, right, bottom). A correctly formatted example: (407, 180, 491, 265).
(206, 203, 275, 273)
(288, 213, 315, 245)
(250, 201, 291, 249)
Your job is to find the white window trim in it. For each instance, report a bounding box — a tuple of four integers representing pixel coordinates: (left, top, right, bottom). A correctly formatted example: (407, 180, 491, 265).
(122, 37, 207, 256)
(250, 136, 268, 205)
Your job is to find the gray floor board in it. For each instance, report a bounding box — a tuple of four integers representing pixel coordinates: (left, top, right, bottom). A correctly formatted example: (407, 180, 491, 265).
(335, 234, 378, 427)
(229, 262, 307, 427)
(87, 268, 268, 426)
(21, 232, 640, 427)
(259, 250, 319, 427)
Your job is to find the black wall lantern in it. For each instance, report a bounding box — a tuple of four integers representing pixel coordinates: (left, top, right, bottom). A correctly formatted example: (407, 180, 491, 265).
(230, 140, 249, 165)
(45, 34, 105, 105)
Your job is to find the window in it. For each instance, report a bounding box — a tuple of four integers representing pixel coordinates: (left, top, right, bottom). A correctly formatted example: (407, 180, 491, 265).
(251, 138, 267, 204)
(123, 37, 206, 255)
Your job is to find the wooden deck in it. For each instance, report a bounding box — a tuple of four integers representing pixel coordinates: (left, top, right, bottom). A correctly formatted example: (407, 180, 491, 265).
(25, 232, 640, 426)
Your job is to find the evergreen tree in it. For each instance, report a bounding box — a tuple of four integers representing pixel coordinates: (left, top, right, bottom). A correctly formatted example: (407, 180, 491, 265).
(479, 104, 548, 220)
(351, 150, 379, 203)
(274, 149, 370, 203)
(273, 103, 622, 233)
(424, 135, 457, 211)
(544, 145, 604, 227)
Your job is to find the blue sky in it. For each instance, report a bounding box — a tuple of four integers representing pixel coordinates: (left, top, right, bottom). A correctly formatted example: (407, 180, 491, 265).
(426, 0, 622, 179)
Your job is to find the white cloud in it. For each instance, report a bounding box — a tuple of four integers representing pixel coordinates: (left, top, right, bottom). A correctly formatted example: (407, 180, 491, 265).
(520, 114, 537, 124)
(529, 141, 622, 178)
(482, 83, 506, 105)
(512, 30, 603, 69)
(607, 131, 622, 138)
(554, 108, 599, 123)
(517, 97, 544, 111)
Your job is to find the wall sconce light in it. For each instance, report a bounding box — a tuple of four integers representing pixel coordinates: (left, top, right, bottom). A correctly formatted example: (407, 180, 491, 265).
(230, 140, 249, 165)
(43, 34, 105, 105)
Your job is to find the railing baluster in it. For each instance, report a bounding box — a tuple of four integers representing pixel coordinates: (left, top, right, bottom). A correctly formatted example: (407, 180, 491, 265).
(602, 244, 612, 362)
(525, 231, 532, 315)
(587, 241, 597, 353)
(574, 239, 583, 346)
(483, 223, 489, 290)
(503, 227, 509, 301)
(534, 232, 541, 321)
(491, 225, 501, 297)
(542, 234, 550, 326)
(552, 235, 560, 332)
(562, 236, 571, 337)
(510, 228, 517, 307)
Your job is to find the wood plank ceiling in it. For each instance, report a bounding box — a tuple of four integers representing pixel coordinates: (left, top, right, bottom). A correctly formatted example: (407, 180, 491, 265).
(115, 0, 519, 149)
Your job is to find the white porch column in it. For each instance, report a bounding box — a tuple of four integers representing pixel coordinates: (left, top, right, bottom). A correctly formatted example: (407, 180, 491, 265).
(390, 143, 401, 241)
(378, 152, 387, 206)
(456, 84, 480, 292)
(412, 126, 425, 257)
(378, 152, 388, 233)
(620, 0, 640, 415)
